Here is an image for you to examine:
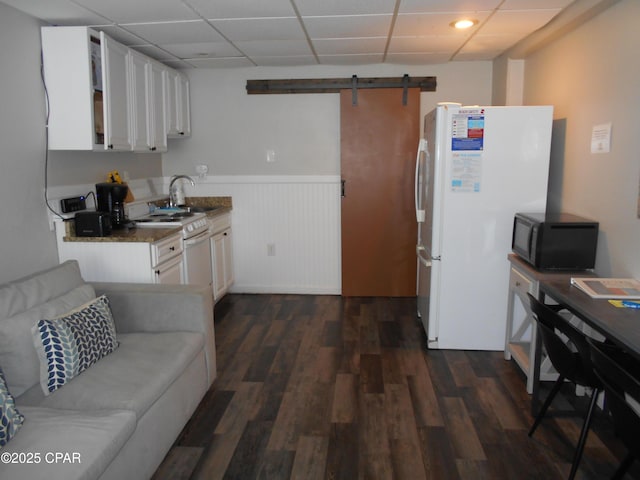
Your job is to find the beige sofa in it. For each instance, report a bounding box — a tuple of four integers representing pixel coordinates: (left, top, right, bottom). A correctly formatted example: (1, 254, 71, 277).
(0, 260, 216, 480)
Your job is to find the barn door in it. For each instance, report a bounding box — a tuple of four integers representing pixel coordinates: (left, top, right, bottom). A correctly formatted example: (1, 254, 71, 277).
(340, 88, 419, 296)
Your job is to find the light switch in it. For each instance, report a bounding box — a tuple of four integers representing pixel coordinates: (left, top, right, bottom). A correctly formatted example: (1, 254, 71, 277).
(266, 149, 276, 163)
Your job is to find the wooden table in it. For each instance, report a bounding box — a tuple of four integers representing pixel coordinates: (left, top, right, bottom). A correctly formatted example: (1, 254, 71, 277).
(532, 277, 640, 414)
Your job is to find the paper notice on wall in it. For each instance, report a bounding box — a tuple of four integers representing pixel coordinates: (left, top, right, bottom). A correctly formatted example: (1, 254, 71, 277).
(451, 152, 482, 192)
(591, 122, 611, 154)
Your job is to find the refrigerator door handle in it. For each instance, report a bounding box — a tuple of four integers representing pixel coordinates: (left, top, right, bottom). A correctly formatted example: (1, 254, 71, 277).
(415, 139, 427, 223)
(416, 245, 432, 267)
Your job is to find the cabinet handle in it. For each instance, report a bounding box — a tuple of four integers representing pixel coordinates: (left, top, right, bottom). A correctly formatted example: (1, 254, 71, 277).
(108, 144, 114, 150)
(223, 232, 228, 236)
(515, 281, 521, 287)
(150, 146, 156, 151)
(169, 246, 175, 251)
(155, 270, 160, 275)
(179, 132, 185, 136)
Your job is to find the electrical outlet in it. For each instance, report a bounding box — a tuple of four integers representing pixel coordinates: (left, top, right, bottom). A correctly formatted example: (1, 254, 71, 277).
(267, 243, 276, 256)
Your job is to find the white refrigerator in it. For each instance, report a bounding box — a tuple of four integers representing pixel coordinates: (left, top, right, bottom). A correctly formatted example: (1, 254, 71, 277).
(415, 103, 553, 350)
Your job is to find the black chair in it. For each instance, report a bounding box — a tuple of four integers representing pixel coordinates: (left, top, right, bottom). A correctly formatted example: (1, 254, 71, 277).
(527, 293, 602, 480)
(589, 340, 640, 479)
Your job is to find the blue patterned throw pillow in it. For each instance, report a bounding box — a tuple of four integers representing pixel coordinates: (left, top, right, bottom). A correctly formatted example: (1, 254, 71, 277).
(0, 368, 24, 447)
(32, 295, 118, 395)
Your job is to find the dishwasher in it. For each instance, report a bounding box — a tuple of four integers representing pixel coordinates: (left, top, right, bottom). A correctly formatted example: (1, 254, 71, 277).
(183, 228, 213, 290)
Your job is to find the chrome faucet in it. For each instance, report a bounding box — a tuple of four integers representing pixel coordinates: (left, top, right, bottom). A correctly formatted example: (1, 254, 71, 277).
(169, 175, 195, 207)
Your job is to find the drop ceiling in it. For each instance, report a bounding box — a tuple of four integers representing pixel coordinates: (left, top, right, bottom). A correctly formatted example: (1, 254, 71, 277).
(2, 0, 578, 68)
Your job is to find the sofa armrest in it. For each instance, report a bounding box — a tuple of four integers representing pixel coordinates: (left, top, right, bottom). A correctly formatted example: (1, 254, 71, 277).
(91, 282, 216, 387)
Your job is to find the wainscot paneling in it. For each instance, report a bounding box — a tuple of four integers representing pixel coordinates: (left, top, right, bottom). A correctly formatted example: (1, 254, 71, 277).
(172, 176, 342, 295)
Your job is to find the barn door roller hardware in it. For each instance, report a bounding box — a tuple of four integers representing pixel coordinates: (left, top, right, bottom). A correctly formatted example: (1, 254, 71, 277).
(246, 75, 437, 102)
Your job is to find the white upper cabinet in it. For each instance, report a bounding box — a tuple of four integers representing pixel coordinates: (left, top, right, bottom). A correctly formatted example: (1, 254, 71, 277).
(41, 27, 131, 151)
(147, 61, 168, 152)
(128, 52, 167, 152)
(101, 34, 131, 151)
(164, 68, 191, 138)
(41, 26, 187, 152)
(127, 49, 149, 152)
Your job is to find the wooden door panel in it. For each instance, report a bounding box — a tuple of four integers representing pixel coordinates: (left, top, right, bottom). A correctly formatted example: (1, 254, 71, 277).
(341, 88, 419, 297)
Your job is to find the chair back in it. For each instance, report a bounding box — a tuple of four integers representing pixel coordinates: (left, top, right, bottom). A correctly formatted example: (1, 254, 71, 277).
(527, 293, 600, 388)
(589, 341, 640, 456)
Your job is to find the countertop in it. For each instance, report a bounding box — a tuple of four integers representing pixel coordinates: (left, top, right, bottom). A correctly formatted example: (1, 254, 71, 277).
(63, 196, 232, 243)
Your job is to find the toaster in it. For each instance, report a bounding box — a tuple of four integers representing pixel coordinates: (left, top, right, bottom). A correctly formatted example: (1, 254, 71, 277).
(74, 211, 112, 237)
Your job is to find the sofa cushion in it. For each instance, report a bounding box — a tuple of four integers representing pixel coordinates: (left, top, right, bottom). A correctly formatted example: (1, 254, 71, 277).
(32, 295, 118, 395)
(0, 260, 86, 319)
(0, 406, 135, 480)
(0, 284, 96, 397)
(18, 331, 204, 418)
(0, 368, 24, 447)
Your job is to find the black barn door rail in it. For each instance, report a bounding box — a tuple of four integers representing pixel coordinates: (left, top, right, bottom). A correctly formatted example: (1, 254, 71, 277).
(246, 75, 437, 96)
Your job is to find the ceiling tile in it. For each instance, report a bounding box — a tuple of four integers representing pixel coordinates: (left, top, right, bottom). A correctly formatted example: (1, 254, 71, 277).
(72, 0, 198, 23)
(460, 34, 522, 53)
(252, 55, 319, 67)
(318, 53, 385, 65)
(479, 9, 561, 35)
(398, 0, 500, 14)
(304, 15, 392, 39)
(385, 52, 452, 64)
(234, 40, 313, 57)
(1, 0, 110, 25)
(210, 17, 305, 42)
(312, 37, 388, 55)
(294, 0, 396, 16)
(158, 42, 242, 59)
(501, 0, 574, 9)
(2, 0, 584, 69)
(394, 12, 491, 36)
(122, 20, 226, 45)
(388, 35, 466, 54)
(453, 51, 502, 61)
(185, 57, 255, 68)
(184, 0, 296, 19)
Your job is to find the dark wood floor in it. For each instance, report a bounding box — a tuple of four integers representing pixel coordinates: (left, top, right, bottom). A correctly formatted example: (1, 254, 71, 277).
(152, 294, 638, 480)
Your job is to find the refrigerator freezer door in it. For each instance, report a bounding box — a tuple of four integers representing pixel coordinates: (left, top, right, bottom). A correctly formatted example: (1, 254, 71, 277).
(434, 105, 553, 350)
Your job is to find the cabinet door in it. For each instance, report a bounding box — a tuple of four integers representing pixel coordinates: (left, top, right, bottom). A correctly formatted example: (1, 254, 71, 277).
(147, 61, 167, 152)
(128, 49, 149, 152)
(153, 255, 183, 284)
(222, 229, 234, 288)
(211, 232, 226, 300)
(102, 33, 131, 151)
(177, 73, 191, 137)
(163, 68, 180, 136)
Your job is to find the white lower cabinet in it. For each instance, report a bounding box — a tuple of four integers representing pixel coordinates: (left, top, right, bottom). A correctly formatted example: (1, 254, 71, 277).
(153, 253, 183, 284)
(208, 213, 234, 302)
(55, 223, 184, 285)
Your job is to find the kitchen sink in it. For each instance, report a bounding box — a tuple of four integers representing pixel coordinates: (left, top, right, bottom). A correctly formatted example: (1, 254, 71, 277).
(186, 205, 222, 213)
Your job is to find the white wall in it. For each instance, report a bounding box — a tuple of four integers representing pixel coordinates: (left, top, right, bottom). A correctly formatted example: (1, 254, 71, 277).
(162, 62, 493, 176)
(519, 0, 640, 277)
(0, 3, 163, 284)
(0, 3, 58, 283)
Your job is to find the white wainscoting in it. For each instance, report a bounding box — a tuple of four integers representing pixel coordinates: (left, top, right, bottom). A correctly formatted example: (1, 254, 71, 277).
(179, 175, 342, 295)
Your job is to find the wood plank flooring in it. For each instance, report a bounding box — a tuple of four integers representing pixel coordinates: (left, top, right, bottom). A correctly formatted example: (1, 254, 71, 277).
(152, 294, 639, 480)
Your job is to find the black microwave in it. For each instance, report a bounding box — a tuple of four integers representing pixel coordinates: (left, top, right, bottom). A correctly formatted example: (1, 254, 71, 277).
(512, 212, 599, 270)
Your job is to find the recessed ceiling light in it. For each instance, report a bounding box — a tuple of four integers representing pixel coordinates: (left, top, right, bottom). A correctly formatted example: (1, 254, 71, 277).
(450, 19, 478, 29)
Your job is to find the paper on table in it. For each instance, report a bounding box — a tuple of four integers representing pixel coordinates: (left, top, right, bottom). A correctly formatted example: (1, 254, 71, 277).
(571, 277, 640, 299)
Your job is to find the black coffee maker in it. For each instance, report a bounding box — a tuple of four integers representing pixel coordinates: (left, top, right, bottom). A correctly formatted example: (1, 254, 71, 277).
(96, 183, 129, 229)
